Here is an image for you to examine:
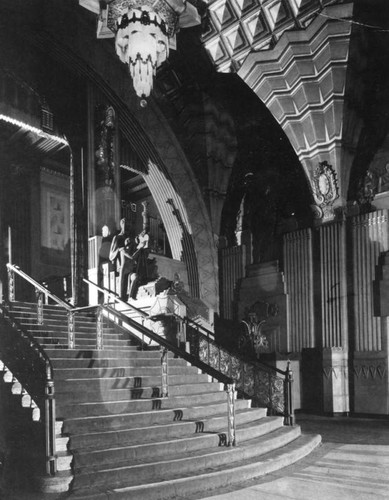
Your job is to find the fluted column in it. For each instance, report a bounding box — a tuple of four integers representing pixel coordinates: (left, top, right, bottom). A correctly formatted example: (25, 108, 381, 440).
(351, 210, 389, 414)
(319, 220, 349, 414)
(283, 228, 314, 352)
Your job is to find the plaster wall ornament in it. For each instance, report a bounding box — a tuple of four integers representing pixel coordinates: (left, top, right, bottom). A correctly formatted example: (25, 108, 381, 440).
(239, 300, 279, 358)
(311, 161, 339, 222)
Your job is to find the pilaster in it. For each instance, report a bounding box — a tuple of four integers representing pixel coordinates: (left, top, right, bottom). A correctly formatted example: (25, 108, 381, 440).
(319, 220, 349, 414)
(322, 347, 349, 414)
(351, 210, 389, 414)
(283, 228, 314, 352)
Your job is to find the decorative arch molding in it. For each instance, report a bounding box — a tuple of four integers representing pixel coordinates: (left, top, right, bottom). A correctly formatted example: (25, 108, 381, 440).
(25, 4, 219, 310)
(238, 3, 363, 217)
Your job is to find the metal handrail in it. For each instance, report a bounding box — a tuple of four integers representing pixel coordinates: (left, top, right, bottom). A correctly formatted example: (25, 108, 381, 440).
(183, 316, 289, 377)
(7, 263, 71, 309)
(0, 304, 57, 475)
(100, 303, 237, 446)
(83, 278, 149, 318)
(103, 304, 234, 386)
(185, 321, 294, 425)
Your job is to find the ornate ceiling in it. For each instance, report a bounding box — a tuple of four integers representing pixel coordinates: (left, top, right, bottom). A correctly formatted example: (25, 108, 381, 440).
(203, 0, 338, 72)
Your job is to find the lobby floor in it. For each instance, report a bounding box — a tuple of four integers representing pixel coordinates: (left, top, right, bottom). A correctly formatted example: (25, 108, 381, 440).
(191, 414, 389, 500)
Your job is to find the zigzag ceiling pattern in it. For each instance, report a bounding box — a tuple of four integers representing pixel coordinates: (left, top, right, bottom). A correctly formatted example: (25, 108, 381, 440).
(238, 3, 357, 204)
(203, 0, 338, 72)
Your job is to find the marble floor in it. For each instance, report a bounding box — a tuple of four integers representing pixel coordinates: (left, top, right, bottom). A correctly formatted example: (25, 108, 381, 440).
(193, 414, 389, 500)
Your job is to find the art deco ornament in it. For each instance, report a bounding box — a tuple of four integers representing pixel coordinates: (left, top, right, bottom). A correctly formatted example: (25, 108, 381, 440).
(80, 0, 201, 102)
(311, 161, 339, 221)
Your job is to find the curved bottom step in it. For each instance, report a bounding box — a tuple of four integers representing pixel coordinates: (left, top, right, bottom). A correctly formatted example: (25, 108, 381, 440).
(70, 433, 321, 500)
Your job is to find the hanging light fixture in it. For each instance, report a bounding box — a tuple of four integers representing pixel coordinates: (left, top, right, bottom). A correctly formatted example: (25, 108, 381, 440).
(80, 0, 201, 102)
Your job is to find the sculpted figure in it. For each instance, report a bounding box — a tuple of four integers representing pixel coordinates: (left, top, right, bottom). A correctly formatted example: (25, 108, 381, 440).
(109, 218, 131, 300)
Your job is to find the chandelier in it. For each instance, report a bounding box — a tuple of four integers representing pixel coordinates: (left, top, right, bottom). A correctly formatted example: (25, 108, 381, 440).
(80, 0, 201, 102)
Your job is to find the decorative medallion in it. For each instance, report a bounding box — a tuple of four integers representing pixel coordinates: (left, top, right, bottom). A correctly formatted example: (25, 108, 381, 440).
(311, 161, 339, 221)
(239, 300, 279, 358)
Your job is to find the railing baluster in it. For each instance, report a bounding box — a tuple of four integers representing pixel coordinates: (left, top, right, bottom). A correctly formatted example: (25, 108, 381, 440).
(161, 347, 168, 397)
(36, 289, 44, 325)
(67, 311, 75, 349)
(7, 265, 15, 302)
(268, 371, 273, 415)
(45, 360, 57, 475)
(225, 383, 236, 446)
(96, 307, 104, 350)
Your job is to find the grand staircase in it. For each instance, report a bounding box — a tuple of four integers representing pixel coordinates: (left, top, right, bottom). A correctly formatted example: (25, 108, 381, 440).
(1, 301, 321, 499)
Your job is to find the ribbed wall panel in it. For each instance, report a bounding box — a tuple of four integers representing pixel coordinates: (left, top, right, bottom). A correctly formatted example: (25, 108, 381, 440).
(351, 210, 389, 352)
(319, 221, 347, 348)
(220, 246, 245, 320)
(283, 229, 314, 352)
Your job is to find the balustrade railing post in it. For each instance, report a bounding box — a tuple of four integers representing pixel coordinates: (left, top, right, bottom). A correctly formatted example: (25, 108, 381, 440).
(284, 361, 294, 426)
(225, 383, 236, 446)
(45, 360, 57, 475)
(161, 347, 168, 397)
(7, 266, 15, 302)
(36, 289, 44, 325)
(67, 311, 75, 349)
(96, 307, 104, 350)
(268, 371, 274, 415)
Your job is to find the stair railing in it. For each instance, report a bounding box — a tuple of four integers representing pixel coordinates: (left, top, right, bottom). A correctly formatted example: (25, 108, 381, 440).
(184, 318, 294, 426)
(0, 304, 57, 476)
(84, 278, 292, 427)
(82, 279, 237, 447)
(7, 264, 100, 349)
(102, 303, 237, 446)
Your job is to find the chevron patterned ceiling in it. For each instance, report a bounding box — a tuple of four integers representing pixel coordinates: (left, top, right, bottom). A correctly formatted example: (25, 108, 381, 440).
(202, 0, 339, 72)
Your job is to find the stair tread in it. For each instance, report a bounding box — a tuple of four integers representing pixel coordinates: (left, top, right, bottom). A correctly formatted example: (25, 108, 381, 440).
(66, 407, 265, 440)
(71, 426, 301, 484)
(72, 416, 279, 456)
(62, 398, 248, 424)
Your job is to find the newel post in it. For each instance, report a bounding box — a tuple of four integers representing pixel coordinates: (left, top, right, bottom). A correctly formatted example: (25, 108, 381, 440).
(225, 382, 236, 446)
(284, 360, 294, 426)
(96, 307, 104, 350)
(67, 311, 75, 349)
(45, 360, 57, 476)
(161, 347, 168, 397)
(36, 289, 44, 325)
(7, 265, 15, 302)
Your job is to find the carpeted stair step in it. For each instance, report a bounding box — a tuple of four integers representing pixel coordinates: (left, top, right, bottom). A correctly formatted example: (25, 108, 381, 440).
(71, 425, 304, 491)
(55, 372, 212, 393)
(44, 348, 148, 358)
(20, 327, 121, 338)
(68, 407, 267, 450)
(72, 416, 283, 469)
(53, 380, 226, 404)
(54, 364, 202, 380)
(56, 390, 231, 418)
(61, 398, 252, 434)
(50, 355, 188, 369)
(36, 337, 135, 348)
(73, 433, 321, 500)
